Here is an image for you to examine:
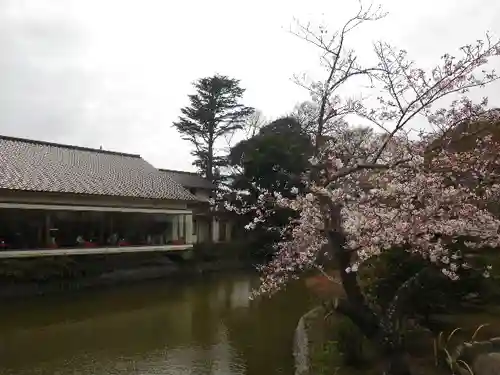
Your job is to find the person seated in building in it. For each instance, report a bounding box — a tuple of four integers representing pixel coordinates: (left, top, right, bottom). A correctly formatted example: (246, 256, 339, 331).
(117, 238, 130, 246)
(49, 236, 58, 249)
(88, 232, 97, 243)
(107, 233, 118, 246)
(76, 235, 85, 246)
(48, 229, 58, 248)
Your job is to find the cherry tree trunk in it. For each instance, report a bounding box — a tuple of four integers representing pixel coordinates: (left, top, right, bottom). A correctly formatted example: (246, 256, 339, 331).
(386, 350, 412, 375)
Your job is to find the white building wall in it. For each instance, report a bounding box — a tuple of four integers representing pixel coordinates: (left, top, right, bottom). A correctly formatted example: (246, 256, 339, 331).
(212, 218, 219, 242)
(185, 214, 193, 244)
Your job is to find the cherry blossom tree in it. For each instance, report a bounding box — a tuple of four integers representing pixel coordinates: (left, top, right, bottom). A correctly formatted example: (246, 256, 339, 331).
(232, 2, 500, 374)
(291, 1, 386, 153)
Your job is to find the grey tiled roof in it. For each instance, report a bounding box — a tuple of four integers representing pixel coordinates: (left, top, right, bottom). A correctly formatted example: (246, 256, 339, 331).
(0, 136, 197, 201)
(159, 169, 216, 190)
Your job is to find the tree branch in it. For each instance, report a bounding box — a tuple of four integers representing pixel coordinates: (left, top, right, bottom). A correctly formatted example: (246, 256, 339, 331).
(324, 158, 412, 186)
(385, 267, 441, 324)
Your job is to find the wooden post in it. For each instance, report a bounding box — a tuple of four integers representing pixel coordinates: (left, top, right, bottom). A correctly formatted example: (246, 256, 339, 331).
(178, 214, 185, 242)
(108, 214, 114, 245)
(37, 223, 43, 248)
(99, 213, 105, 245)
(45, 212, 51, 247)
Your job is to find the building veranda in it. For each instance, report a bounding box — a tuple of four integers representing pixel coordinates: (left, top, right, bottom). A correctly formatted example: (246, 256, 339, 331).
(0, 136, 202, 258)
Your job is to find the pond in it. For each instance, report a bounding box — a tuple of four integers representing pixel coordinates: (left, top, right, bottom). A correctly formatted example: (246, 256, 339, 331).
(0, 272, 314, 375)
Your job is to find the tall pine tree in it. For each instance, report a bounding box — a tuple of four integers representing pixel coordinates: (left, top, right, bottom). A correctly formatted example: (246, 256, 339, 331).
(173, 75, 254, 184)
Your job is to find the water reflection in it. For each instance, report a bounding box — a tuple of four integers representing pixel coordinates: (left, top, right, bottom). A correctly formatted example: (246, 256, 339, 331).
(0, 272, 312, 375)
(230, 279, 252, 309)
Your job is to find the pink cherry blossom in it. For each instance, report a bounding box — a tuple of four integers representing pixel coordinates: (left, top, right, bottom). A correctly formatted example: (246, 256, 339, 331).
(249, 109, 500, 297)
(234, 23, 500, 300)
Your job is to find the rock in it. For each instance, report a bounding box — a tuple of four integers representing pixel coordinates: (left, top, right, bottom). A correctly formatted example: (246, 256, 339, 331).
(294, 306, 326, 375)
(455, 338, 500, 375)
(454, 343, 465, 360)
(294, 314, 309, 375)
(462, 341, 494, 364)
(473, 353, 500, 375)
(464, 292, 480, 301)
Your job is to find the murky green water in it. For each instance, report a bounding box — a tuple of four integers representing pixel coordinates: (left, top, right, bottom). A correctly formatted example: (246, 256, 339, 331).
(0, 272, 313, 375)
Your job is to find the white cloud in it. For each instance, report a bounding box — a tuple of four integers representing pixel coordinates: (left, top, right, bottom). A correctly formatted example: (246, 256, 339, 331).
(0, 0, 499, 171)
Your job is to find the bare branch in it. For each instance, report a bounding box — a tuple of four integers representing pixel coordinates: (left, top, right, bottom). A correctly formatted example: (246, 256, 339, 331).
(325, 158, 412, 187)
(290, 1, 387, 157)
(362, 34, 500, 162)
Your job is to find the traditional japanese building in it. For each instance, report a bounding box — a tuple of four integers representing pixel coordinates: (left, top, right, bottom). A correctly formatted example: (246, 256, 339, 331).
(0, 135, 198, 258)
(159, 169, 233, 243)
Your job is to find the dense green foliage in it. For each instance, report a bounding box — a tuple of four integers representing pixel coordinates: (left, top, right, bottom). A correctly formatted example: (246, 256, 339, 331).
(311, 312, 377, 375)
(362, 247, 498, 333)
(229, 116, 312, 193)
(226, 116, 313, 257)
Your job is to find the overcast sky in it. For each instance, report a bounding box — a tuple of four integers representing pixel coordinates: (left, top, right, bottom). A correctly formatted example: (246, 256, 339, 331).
(0, 0, 499, 171)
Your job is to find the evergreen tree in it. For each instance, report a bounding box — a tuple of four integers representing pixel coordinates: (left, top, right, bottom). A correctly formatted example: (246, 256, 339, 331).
(173, 74, 254, 184)
(226, 117, 313, 257)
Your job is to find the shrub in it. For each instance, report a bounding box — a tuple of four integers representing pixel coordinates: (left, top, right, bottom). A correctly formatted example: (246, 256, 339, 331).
(323, 313, 377, 369)
(311, 339, 342, 375)
(361, 247, 496, 334)
(335, 317, 367, 366)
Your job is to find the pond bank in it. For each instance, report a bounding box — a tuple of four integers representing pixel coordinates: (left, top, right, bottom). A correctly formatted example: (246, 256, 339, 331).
(0, 249, 256, 300)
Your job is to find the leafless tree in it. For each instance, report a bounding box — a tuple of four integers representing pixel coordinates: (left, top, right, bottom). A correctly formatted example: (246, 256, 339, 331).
(291, 0, 387, 153)
(244, 109, 266, 139)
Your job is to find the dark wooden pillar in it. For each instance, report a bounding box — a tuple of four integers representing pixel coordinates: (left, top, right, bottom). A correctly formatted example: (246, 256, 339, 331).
(108, 213, 114, 245)
(45, 212, 51, 248)
(37, 218, 43, 248)
(99, 213, 105, 245)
